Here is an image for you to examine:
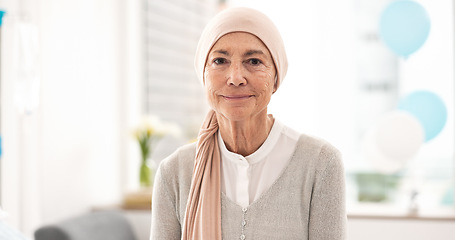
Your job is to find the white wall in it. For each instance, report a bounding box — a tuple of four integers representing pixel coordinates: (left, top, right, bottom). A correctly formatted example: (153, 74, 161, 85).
(348, 218, 455, 240)
(0, 0, 143, 237)
(38, 0, 123, 221)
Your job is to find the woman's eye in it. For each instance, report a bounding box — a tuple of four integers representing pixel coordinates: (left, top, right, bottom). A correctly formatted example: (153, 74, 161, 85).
(248, 58, 262, 65)
(214, 58, 227, 65)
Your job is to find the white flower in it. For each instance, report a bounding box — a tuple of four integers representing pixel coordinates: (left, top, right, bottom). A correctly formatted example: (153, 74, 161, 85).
(134, 115, 181, 139)
(160, 122, 182, 138)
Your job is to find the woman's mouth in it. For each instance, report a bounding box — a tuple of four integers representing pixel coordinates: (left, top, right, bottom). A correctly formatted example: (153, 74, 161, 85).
(222, 95, 253, 100)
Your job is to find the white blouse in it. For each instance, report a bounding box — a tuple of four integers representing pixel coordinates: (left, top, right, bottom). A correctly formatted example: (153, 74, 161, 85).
(218, 119, 300, 208)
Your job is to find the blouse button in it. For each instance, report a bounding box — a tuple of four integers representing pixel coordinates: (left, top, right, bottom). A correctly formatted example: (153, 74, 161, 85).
(242, 220, 247, 226)
(242, 207, 248, 213)
(240, 234, 246, 240)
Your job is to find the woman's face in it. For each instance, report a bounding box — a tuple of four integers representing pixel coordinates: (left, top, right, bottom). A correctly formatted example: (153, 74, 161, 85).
(204, 32, 276, 122)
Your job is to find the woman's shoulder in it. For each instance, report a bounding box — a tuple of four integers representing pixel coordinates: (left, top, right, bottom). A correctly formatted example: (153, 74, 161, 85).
(296, 134, 339, 154)
(280, 123, 340, 157)
(293, 133, 342, 171)
(157, 142, 196, 177)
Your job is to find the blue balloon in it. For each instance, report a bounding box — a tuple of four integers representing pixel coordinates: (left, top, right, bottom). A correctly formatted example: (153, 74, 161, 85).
(379, 0, 431, 58)
(0, 10, 5, 27)
(398, 91, 447, 142)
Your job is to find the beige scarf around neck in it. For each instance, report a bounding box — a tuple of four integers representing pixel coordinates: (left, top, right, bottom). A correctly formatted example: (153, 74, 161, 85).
(182, 110, 221, 239)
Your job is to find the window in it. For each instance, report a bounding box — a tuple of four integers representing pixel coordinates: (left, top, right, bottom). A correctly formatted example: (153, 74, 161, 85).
(143, 0, 219, 143)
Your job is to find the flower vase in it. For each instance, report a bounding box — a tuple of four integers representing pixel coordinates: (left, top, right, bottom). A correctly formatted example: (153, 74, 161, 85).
(140, 161, 154, 188)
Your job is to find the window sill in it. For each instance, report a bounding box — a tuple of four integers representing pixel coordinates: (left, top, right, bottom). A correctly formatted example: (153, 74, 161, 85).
(348, 203, 455, 221)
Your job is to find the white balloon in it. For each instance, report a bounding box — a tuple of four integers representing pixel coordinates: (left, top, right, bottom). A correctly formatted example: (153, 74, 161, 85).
(362, 127, 405, 173)
(376, 111, 424, 160)
(362, 111, 424, 173)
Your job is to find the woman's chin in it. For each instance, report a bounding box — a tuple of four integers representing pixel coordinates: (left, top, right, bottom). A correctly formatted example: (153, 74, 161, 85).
(216, 108, 266, 123)
(217, 109, 251, 122)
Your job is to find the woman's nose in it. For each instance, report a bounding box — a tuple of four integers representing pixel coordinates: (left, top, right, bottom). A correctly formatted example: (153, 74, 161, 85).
(227, 62, 247, 86)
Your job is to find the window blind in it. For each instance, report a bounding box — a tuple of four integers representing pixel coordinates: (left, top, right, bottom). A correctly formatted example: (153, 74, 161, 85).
(144, 0, 218, 138)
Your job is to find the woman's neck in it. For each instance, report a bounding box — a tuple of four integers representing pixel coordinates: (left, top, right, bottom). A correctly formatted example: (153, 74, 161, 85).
(217, 112, 274, 157)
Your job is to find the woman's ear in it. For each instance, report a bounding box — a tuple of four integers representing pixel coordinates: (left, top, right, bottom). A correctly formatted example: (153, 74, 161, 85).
(272, 76, 278, 94)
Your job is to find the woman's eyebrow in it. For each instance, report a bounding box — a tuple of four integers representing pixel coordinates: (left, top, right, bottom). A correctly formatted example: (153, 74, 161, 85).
(212, 50, 229, 56)
(244, 50, 264, 57)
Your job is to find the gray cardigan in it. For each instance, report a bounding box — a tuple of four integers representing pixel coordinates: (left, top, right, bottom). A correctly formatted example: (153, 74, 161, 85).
(150, 134, 346, 240)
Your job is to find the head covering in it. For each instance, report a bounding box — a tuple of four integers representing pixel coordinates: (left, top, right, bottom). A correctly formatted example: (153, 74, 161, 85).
(194, 7, 288, 89)
(183, 7, 287, 240)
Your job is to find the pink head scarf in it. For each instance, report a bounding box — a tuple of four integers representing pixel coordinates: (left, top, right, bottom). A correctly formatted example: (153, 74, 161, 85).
(182, 7, 288, 240)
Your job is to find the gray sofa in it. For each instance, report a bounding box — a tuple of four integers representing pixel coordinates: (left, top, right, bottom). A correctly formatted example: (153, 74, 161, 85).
(34, 211, 137, 240)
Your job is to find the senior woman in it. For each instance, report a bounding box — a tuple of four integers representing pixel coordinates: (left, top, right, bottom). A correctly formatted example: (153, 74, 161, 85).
(151, 7, 346, 240)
